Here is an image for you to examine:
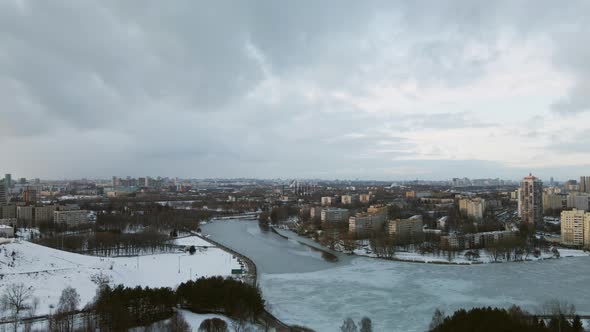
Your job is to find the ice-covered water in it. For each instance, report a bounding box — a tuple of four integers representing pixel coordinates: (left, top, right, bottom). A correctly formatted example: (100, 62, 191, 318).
(203, 220, 590, 332)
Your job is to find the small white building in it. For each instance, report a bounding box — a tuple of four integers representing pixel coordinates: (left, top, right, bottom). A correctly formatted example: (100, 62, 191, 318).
(0, 224, 14, 237)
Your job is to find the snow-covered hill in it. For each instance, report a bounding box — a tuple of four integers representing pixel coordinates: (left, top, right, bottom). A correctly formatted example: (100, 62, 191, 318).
(0, 237, 242, 316)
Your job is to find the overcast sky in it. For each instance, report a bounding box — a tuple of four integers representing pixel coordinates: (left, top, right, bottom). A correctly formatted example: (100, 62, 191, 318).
(1, 1, 590, 180)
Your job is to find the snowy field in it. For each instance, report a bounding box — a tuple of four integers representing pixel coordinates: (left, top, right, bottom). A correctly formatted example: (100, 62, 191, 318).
(173, 235, 216, 247)
(129, 310, 263, 332)
(0, 239, 241, 317)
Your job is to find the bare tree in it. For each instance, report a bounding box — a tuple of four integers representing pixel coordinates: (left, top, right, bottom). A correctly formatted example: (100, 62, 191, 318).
(1, 283, 33, 332)
(198, 317, 229, 332)
(340, 317, 358, 332)
(56, 286, 81, 332)
(166, 312, 191, 332)
(359, 317, 372, 332)
(429, 308, 445, 331)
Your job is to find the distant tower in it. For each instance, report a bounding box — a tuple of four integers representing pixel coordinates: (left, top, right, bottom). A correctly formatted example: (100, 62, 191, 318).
(4, 174, 12, 189)
(581, 176, 590, 193)
(0, 179, 8, 205)
(518, 173, 543, 229)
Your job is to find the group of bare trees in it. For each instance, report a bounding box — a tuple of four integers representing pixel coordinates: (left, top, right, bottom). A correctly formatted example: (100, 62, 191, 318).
(0, 283, 36, 331)
(340, 316, 373, 332)
(1, 284, 82, 332)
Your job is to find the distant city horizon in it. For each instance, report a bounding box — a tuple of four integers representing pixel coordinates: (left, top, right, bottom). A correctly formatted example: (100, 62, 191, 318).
(2, 171, 589, 184)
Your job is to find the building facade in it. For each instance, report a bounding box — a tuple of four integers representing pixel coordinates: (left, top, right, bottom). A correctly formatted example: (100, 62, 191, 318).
(0, 225, 14, 237)
(560, 209, 590, 248)
(518, 174, 543, 227)
(341, 195, 353, 205)
(321, 196, 333, 206)
(0, 179, 8, 205)
(581, 176, 590, 193)
(543, 192, 564, 212)
(320, 208, 350, 224)
(459, 198, 486, 220)
(387, 215, 424, 242)
(349, 205, 388, 236)
(54, 210, 89, 227)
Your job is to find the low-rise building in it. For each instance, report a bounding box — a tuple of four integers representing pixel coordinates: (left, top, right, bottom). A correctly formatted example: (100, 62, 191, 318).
(441, 231, 517, 250)
(0, 225, 14, 237)
(54, 210, 89, 227)
(321, 196, 333, 206)
(359, 194, 371, 203)
(0, 218, 16, 226)
(341, 195, 353, 205)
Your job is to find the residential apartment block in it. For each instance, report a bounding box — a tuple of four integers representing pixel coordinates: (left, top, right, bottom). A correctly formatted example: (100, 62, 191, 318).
(561, 209, 590, 248)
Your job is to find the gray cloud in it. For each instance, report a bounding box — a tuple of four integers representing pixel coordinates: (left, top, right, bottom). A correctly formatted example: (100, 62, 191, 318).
(1, 0, 590, 179)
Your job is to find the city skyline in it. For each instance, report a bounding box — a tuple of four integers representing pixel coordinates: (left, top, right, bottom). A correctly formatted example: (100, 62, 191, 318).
(2, 1, 590, 179)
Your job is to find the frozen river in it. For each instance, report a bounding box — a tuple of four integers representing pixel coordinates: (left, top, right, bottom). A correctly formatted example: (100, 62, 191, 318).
(202, 220, 590, 332)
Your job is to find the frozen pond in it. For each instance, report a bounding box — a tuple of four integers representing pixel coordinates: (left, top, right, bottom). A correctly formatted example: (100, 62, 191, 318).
(203, 220, 590, 332)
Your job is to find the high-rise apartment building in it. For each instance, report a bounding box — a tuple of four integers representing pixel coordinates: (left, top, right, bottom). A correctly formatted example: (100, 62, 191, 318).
(459, 198, 486, 220)
(518, 174, 543, 227)
(581, 176, 590, 193)
(0, 179, 8, 205)
(543, 192, 565, 212)
(560, 209, 590, 248)
(23, 188, 38, 204)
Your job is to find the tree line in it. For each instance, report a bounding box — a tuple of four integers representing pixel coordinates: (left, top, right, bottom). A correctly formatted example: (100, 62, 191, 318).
(95, 277, 264, 331)
(429, 304, 584, 332)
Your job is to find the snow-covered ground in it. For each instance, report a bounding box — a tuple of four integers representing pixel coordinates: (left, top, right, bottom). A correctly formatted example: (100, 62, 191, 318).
(173, 235, 216, 247)
(130, 310, 264, 332)
(0, 239, 242, 317)
(352, 246, 590, 264)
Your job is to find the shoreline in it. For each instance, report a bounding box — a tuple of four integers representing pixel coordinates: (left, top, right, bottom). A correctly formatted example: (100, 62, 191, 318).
(190, 229, 315, 332)
(272, 226, 590, 266)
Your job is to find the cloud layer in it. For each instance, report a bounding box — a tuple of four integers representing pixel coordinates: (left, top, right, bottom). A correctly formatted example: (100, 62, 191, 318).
(1, 0, 590, 180)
